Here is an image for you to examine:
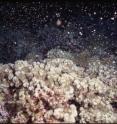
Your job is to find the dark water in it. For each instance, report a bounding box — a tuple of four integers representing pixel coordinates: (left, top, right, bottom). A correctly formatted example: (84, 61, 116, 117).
(0, 1, 117, 63)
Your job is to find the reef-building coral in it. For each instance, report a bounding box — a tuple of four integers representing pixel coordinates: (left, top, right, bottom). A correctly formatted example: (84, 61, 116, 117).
(0, 55, 117, 123)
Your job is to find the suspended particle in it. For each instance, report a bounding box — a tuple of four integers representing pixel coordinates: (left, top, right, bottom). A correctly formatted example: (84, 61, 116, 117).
(56, 13, 60, 17)
(80, 27, 83, 29)
(94, 12, 96, 15)
(67, 31, 70, 34)
(111, 17, 115, 20)
(56, 19, 62, 26)
(100, 17, 103, 20)
(79, 32, 83, 36)
(114, 11, 117, 15)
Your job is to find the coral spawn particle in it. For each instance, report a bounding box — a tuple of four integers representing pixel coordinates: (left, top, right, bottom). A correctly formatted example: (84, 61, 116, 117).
(56, 19, 62, 26)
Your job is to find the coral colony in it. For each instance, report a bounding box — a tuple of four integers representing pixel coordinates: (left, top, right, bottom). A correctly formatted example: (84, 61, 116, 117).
(0, 1, 117, 123)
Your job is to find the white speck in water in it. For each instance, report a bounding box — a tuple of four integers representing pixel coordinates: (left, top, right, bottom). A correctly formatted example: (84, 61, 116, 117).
(68, 31, 70, 34)
(79, 32, 83, 36)
(56, 19, 62, 26)
(100, 17, 103, 20)
(94, 12, 96, 15)
(56, 13, 60, 17)
(114, 11, 117, 15)
(111, 17, 115, 20)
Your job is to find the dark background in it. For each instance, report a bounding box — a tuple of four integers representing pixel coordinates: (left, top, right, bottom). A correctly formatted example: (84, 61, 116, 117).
(0, 1, 117, 63)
